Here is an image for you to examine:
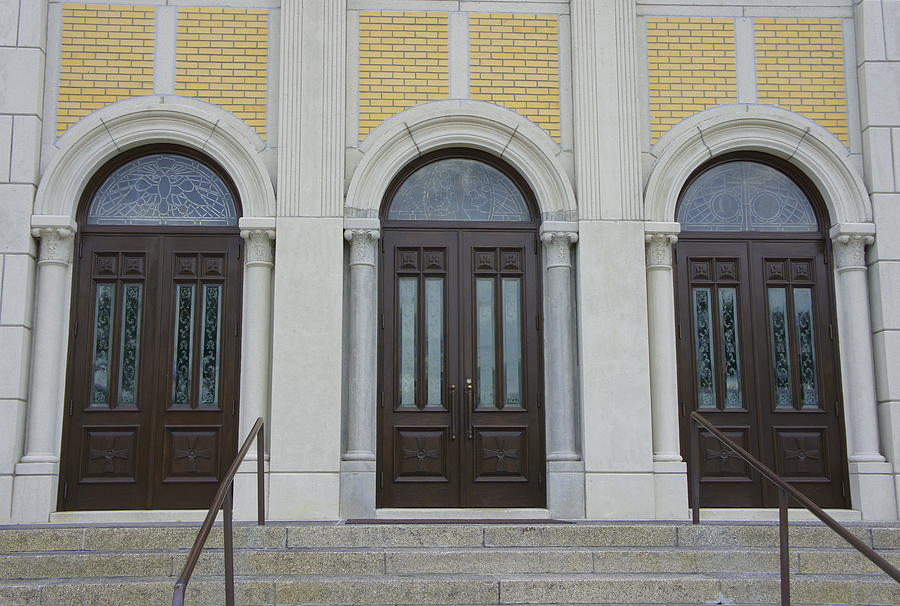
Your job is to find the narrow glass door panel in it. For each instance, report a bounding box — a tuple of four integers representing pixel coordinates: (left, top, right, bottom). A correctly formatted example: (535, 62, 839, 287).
(717, 287, 743, 409)
(793, 287, 819, 409)
(90, 283, 116, 408)
(171, 284, 196, 407)
(117, 284, 143, 408)
(199, 284, 222, 408)
(424, 277, 444, 409)
(502, 278, 523, 408)
(767, 287, 793, 408)
(692, 287, 716, 409)
(475, 277, 497, 408)
(398, 277, 418, 408)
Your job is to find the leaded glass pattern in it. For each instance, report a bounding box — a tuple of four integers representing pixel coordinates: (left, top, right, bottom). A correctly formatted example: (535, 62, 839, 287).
(718, 288, 743, 409)
(692, 287, 716, 409)
(424, 278, 444, 409)
(172, 285, 195, 407)
(678, 161, 818, 232)
(387, 158, 531, 222)
(199, 285, 222, 408)
(502, 278, 523, 408)
(768, 288, 794, 408)
(87, 154, 238, 226)
(90, 283, 116, 408)
(399, 277, 417, 408)
(794, 288, 820, 409)
(476, 278, 497, 408)
(117, 284, 143, 407)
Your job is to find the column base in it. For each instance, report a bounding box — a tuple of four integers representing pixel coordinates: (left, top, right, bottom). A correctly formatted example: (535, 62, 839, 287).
(547, 460, 585, 519)
(849, 461, 898, 520)
(340, 459, 376, 519)
(653, 460, 689, 519)
(11, 462, 59, 523)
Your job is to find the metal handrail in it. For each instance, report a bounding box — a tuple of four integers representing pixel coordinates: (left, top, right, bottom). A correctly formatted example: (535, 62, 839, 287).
(690, 411, 900, 605)
(172, 417, 265, 606)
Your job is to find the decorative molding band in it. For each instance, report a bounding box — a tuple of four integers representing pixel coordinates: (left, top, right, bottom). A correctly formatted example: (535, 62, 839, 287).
(541, 231, 578, 268)
(31, 227, 76, 265)
(344, 229, 380, 267)
(240, 228, 276, 266)
(645, 232, 678, 269)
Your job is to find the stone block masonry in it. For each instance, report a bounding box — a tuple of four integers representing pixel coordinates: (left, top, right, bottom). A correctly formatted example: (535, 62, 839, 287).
(755, 18, 849, 145)
(647, 17, 737, 143)
(469, 14, 561, 143)
(176, 8, 269, 140)
(57, 4, 154, 136)
(358, 11, 449, 139)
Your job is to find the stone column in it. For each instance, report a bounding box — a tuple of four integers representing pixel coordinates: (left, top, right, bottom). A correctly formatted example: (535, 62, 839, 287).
(644, 223, 689, 519)
(541, 224, 584, 518)
(831, 224, 897, 519)
(238, 221, 276, 444)
(233, 220, 275, 519)
(12, 221, 76, 522)
(341, 222, 380, 518)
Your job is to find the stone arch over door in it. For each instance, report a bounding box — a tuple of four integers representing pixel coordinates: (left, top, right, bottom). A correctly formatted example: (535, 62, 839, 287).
(14, 97, 276, 521)
(341, 100, 584, 518)
(642, 105, 896, 519)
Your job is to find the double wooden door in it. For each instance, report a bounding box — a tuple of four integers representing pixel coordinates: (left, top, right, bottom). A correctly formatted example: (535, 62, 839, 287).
(379, 229, 544, 507)
(60, 233, 242, 510)
(676, 238, 848, 508)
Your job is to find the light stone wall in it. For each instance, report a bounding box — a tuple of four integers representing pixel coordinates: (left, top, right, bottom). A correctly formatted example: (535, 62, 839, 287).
(0, 0, 46, 523)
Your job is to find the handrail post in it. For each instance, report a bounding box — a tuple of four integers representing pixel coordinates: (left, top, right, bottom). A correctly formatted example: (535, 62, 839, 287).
(257, 425, 265, 526)
(224, 486, 235, 606)
(779, 488, 791, 606)
(690, 420, 700, 524)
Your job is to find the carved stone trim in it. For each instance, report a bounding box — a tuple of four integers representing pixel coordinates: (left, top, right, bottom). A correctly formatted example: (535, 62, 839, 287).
(541, 231, 578, 268)
(645, 233, 678, 269)
(240, 228, 276, 266)
(832, 233, 873, 270)
(31, 227, 76, 265)
(344, 229, 380, 267)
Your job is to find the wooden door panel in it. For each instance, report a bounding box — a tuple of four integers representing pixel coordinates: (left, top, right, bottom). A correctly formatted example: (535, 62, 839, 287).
(61, 233, 241, 511)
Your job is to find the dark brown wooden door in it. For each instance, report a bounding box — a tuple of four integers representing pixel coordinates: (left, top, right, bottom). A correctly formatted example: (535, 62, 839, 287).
(676, 238, 848, 508)
(379, 229, 544, 507)
(61, 233, 242, 510)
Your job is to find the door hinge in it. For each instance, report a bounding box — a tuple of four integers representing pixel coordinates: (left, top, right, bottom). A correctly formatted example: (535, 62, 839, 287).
(828, 324, 834, 341)
(380, 390, 384, 409)
(834, 400, 841, 419)
(538, 472, 544, 487)
(677, 323, 682, 340)
(535, 314, 541, 332)
(537, 393, 542, 409)
(62, 481, 68, 501)
(68, 399, 74, 416)
(237, 245, 241, 261)
(380, 472, 384, 489)
(232, 399, 236, 416)
(381, 313, 384, 330)
(841, 482, 847, 498)
(823, 248, 828, 265)
(78, 240, 84, 259)
(73, 320, 78, 338)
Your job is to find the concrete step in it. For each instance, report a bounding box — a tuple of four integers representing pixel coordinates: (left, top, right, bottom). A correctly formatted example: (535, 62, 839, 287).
(2, 546, 900, 579)
(1, 572, 898, 606)
(2, 521, 899, 552)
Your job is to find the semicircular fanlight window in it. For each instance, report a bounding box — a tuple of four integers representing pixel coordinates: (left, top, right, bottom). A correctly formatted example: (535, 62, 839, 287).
(387, 158, 532, 222)
(87, 154, 238, 226)
(677, 161, 818, 232)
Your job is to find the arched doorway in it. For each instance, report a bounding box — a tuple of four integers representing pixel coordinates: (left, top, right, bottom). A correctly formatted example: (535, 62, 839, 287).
(675, 152, 849, 508)
(59, 145, 243, 510)
(377, 149, 545, 508)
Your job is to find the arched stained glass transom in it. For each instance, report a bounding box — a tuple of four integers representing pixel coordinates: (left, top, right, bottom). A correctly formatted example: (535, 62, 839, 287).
(387, 157, 532, 222)
(86, 153, 238, 226)
(677, 161, 818, 232)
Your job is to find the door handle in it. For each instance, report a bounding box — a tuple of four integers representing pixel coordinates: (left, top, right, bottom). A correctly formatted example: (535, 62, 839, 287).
(449, 384, 457, 440)
(465, 379, 474, 440)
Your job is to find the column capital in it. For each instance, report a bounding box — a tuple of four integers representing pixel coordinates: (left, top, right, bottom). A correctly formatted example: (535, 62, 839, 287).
(541, 230, 578, 268)
(240, 228, 276, 266)
(344, 228, 380, 267)
(644, 232, 678, 269)
(831, 232, 874, 270)
(31, 226, 76, 265)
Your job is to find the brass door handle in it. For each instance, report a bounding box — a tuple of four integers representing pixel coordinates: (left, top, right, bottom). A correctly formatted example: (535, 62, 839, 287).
(449, 385, 457, 440)
(465, 380, 474, 440)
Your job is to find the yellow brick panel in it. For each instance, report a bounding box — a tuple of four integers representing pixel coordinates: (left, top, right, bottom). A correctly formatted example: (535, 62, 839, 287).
(755, 18, 848, 145)
(358, 11, 449, 139)
(176, 8, 269, 139)
(647, 17, 737, 143)
(469, 14, 560, 142)
(57, 4, 155, 136)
